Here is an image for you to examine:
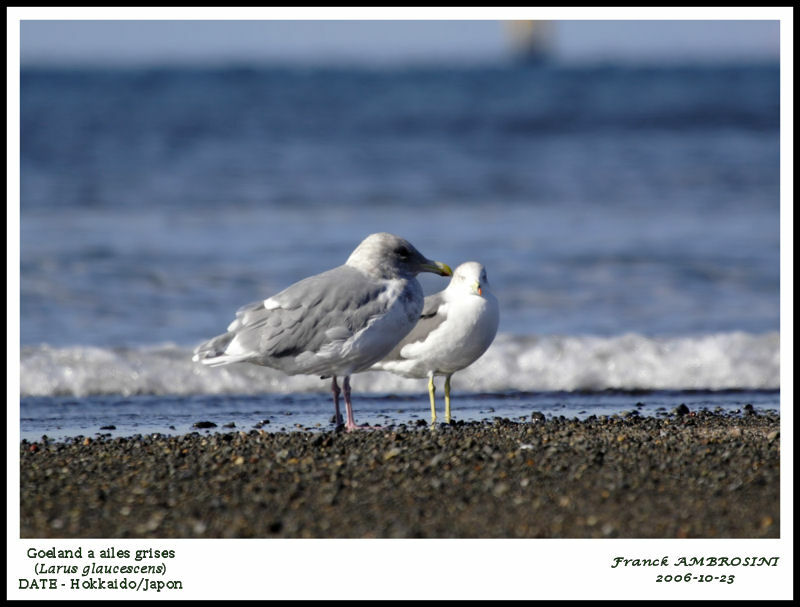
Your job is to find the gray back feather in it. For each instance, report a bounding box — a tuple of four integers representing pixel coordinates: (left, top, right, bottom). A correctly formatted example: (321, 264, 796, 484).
(201, 265, 410, 373)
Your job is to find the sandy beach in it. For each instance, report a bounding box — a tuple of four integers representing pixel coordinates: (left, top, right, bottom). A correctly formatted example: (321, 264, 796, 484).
(19, 409, 780, 539)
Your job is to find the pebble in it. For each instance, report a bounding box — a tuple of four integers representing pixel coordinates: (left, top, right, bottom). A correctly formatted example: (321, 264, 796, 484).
(673, 404, 690, 416)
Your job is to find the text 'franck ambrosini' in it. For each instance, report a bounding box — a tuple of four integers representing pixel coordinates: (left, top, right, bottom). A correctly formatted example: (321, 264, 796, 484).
(611, 556, 779, 568)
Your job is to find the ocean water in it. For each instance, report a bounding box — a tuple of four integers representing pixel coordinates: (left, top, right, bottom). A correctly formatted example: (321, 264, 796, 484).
(18, 63, 781, 439)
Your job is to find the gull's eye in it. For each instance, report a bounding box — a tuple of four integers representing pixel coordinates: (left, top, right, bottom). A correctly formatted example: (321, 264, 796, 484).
(396, 246, 410, 259)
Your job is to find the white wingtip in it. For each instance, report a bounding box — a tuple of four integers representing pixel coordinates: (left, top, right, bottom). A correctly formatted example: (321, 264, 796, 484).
(196, 354, 246, 367)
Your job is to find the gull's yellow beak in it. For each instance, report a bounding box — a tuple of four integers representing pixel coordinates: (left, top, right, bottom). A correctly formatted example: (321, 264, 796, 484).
(474, 280, 483, 296)
(422, 260, 452, 277)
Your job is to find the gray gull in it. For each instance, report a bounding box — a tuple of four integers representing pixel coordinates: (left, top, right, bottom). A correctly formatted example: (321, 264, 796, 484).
(193, 232, 452, 431)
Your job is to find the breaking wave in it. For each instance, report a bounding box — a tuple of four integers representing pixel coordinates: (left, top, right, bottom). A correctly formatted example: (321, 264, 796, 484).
(19, 331, 779, 398)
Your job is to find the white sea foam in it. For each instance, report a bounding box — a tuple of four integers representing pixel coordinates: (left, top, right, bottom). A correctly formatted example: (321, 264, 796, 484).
(19, 332, 779, 398)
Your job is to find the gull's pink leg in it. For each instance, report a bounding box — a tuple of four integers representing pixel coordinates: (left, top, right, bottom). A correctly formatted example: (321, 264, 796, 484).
(343, 376, 358, 430)
(331, 376, 343, 428)
(343, 376, 381, 432)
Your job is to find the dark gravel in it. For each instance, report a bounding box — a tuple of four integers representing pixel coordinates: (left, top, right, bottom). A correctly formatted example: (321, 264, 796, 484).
(19, 410, 780, 538)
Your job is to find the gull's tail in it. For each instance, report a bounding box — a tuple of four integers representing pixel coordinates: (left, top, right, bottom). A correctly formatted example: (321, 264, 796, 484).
(192, 332, 248, 367)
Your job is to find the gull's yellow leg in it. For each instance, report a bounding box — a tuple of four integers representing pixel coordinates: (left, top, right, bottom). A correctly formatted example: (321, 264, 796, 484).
(444, 374, 453, 424)
(428, 372, 437, 426)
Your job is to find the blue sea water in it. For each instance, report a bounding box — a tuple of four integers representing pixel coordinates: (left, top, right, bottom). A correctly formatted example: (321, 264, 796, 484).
(18, 63, 781, 439)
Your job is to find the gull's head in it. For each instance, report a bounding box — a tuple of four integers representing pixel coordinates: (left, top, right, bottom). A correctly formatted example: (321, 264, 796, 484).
(449, 261, 492, 297)
(346, 233, 452, 280)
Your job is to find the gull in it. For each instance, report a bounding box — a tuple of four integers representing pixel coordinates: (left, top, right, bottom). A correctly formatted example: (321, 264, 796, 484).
(371, 261, 499, 425)
(193, 232, 452, 431)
